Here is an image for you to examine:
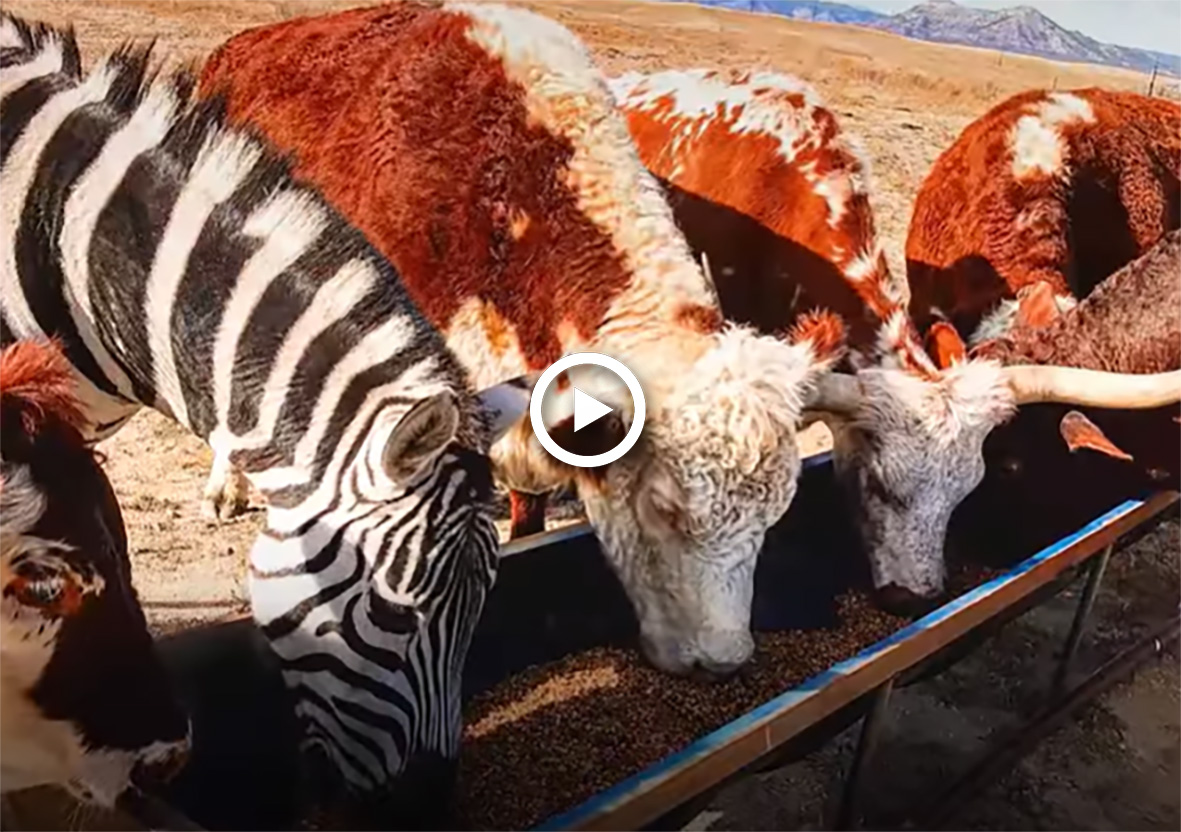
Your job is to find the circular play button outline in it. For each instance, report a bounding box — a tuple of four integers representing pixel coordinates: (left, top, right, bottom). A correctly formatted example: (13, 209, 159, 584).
(529, 352, 647, 468)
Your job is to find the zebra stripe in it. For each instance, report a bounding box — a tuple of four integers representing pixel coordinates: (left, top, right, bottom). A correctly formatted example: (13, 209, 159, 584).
(0, 15, 506, 803)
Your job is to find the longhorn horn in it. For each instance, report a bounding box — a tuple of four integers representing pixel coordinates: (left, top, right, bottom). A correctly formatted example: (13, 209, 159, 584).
(1004, 365, 1181, 409)
(804, 371, 862, 416)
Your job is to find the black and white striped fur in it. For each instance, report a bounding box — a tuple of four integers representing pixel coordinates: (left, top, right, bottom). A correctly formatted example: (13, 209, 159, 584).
(0, 13, 529, 807)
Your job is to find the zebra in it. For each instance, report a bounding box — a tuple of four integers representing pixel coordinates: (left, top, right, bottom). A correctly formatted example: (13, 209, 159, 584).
(0, 13, 531, 818)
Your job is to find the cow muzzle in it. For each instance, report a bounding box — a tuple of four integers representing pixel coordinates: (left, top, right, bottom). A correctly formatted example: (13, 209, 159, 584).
(873, 583, 944, 618)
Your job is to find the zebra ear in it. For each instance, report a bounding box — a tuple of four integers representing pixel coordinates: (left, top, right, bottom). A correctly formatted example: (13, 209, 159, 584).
(382, 391, 460, 485)
(475, 373, 538, 444)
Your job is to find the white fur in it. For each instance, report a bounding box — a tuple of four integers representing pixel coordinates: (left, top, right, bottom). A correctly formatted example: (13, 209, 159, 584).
(0, 16, 24, 49)
(145, 129, 260, 426)
(969, 292, 1079, 346)
(0, 29, 62, 98)
(443, 296, 530, 387)
(1010, 92, 1096, 180)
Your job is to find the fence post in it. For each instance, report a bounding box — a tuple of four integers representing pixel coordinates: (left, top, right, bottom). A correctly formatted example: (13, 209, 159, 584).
(1148, 61, 1159, 97)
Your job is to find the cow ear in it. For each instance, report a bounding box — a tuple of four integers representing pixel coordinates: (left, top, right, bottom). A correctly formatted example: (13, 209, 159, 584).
(1059, 410, 1133, 461)
(383, 392, 459, 484)
(926, 321, 966, 369)
(1015, 282, 1061, 330)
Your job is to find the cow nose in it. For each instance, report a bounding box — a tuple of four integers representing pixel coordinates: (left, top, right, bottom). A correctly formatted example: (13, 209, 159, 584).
(874, 583, 942, 618)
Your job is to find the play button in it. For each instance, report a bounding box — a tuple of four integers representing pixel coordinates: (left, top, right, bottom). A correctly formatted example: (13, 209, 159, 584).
(529, 352, 647, 468)
(573, 386, 614, 432)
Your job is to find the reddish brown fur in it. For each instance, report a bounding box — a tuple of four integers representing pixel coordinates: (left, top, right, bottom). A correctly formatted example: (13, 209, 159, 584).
(907, 87, 1181, 340)
(787, 309, 848, 365)
(199, 2, 635, 371)
(963, 229, 1181, 540)
(616, 70, 898, 356)
(1013, 281, 1061, 330)
(925, 321, 967, 368)
(0, 339, 89, 446)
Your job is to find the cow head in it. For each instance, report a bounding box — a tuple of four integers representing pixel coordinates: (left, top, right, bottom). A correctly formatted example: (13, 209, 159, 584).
(809, 339, 1181, 613)
(570, 315, 844, 677)
(0, 340, 190, 806)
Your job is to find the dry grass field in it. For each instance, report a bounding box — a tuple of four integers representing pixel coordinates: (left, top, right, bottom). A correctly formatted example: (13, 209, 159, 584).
(5, 0, 1170, 631)
(3, 2, 1179, 830)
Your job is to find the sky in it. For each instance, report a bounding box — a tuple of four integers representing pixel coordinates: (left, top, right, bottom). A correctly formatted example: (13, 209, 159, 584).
(853, 0, 1181, 54)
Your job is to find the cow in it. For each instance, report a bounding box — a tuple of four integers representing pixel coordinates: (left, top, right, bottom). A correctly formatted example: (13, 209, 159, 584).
(951, 229, 1181, 553)
(905, 87, 1180, 347)
(0, 339, 190, 806)
(806, 237, 1181, 611)
(608, 68, 907, 365)
(198, 2, 846, 678)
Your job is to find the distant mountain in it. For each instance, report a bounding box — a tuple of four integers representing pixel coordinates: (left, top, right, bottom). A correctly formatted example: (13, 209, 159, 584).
(868, 0, 1180, 76)
(676, 0, 887, 25)
(665, 0, 1181, 77)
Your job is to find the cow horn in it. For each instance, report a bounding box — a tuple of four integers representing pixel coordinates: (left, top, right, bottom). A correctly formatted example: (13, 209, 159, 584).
(805, 371, 862, 415)
(1004, 365, 1181, 408)
(700, 252, 715, 285)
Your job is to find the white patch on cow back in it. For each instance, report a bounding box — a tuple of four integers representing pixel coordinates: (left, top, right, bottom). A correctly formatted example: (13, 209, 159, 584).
(454, 3, 718, 394)
(1010, 92, 1096, 180)
(613, 68, 882, 260)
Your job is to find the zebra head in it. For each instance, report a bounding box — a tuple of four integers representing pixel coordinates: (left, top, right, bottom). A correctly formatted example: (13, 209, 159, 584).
(0, 12, 533, 821)
(248, 382, 520, 820)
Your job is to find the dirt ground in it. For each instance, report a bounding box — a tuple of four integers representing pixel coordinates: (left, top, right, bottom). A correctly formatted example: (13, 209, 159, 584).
(4, 0, 1179, 829)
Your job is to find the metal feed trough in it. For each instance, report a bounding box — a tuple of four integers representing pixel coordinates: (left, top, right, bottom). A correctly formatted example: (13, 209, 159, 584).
(6, 455, 1178, 831)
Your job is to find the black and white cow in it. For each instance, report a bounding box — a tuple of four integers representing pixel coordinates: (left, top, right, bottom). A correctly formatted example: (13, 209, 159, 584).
(1, 338, 190, 806)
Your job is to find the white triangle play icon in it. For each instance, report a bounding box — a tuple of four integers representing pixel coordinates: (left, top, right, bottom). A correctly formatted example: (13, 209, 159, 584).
(572, 386, 614, 432)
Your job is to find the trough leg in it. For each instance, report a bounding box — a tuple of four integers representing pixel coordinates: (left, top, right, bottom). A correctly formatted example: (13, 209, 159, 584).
(1051, 544, 1113, 696)
(833, 678, 896, 831)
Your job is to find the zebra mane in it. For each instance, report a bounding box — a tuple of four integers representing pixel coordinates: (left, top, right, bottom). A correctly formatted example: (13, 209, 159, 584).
(0, 11, 311, 226)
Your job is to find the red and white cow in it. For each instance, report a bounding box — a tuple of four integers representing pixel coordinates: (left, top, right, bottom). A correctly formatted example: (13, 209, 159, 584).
(198, 2, 844, 676)
(608, 68, 910, 365)
(806, 233, 1181, 612)
(1, 339, 189, 805)
(906, 87, 1180, 349)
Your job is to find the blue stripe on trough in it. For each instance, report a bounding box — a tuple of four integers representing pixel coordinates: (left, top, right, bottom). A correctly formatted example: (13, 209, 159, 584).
(536, 495, 1147, 831)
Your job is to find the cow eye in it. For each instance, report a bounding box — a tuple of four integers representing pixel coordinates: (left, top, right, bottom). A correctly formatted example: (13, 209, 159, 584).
(5, 576, 63, 609)
(4, 558, 85, 616)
